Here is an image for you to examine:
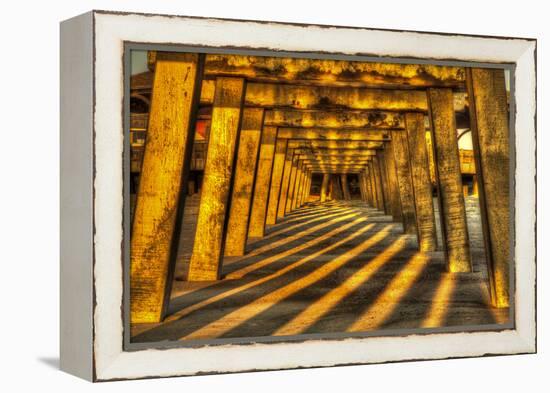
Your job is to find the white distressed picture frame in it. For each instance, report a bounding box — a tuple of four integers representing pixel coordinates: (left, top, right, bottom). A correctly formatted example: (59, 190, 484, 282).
(60, 10, 536, 382)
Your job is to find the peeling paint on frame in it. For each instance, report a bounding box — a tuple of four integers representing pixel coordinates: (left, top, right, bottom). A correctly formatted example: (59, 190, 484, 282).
(89, 10, 536, 381)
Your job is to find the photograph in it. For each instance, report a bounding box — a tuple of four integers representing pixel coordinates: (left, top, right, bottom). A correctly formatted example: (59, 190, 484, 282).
(127, 50, 513, 345)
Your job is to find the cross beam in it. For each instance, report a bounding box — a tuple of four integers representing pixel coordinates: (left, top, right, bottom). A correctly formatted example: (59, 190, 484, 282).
(287, 140, 385, 150)
(277, 128, 390, 141)
(264, 109, 405, 129)
(149, 53, 466, 89)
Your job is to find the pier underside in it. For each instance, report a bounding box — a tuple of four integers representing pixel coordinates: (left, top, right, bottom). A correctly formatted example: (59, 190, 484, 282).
(131, 199, 508, 343)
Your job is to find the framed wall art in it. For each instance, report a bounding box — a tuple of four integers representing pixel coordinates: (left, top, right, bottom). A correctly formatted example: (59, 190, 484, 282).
(60, 10, 537, 381)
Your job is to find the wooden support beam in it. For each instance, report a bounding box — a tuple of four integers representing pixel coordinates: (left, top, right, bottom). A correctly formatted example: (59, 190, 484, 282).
(320, 174, 330, 202)
(277, 128, 390, 141)
(248, 126, 278, 238)
(405, 112, 438, 252)
(361, 170, 368, 205)
(299, 170, 310, 207)
(195, 80, 465, 111)
(366, 167, 376, 207)
(305, 171, 313, 202)
(383, 142, 403, 222)
(130, 53, 203, 323)
(291, 161, 305, 210)
(277, 148, 294, 218)
(371, 156, 386, 211)
(136, 65, 468, 112)
(306, 166, 369, 172)
(427, 88, 472, 272)
(341, 174, 351, 200)
(358, 173, 367, 202)
(391, 129, 417, 234)
(224, 108, 264, 257)
(288, 140, 384, 150)
(301, 170, 310, 206)
(294, 167, 304, 209)
(295, 150, 376, 158)
(188, 77, 245, 281)
(327, 175, 334, 200)
(265, 138, 288, 225)
(305, 172, 313, 201)
(301, 158, 372, 165)
(334, 175, 344, 200)
(203, 54, 466, 89)
(245, 83, 429, 111)
(466, 68, 510, 307)
(362, 172, 372, 205)
(285, 155, 299, 213)
(264, 109, 405, 129)
(377, 151, 391, 214)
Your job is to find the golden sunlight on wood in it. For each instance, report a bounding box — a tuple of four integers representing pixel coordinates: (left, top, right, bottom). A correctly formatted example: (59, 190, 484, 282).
(129, 52, 512, 342)
(180, 223, 390, 339)
(274, 238, 408, 336)
(421, 273, 456, 328)
(348, 252, 431, 331)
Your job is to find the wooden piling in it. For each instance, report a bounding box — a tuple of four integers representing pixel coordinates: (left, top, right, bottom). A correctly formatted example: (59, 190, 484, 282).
(377, 151, 391, 214)
(368, 164, 379, 209)
(384, 142, 403, 222)
(285, 156, 299, 213)
(188, 77, 246, 281)
(248, 126, 278, 237)
(405, 112, 438, 252)
(391, 130, 417, 234)
(372, 156, 385, 211)
(341, 174, 351, 200)
(265, 138, 288, 225)
(466, 68, 510, 307)
(365, 169, 374, 207)
(277, 148, 295, 218)
(320, 174, 330, 202)
(427, 88, 472, 272)
(291, 161, 304, 210)
(224, 108, 264, 256)
(130, 53, 203, 323)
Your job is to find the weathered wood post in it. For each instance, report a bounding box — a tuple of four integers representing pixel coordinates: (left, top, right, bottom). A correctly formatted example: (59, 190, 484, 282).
(427, 88, 472, 272)
(405, 112, 438, 252)
(383, 143, 403, 222)
(391, 129, 417, 234)
(320, 173, 330, 202)
(291, 161, 304, 210)
(131, 53, 203, 323)
(300, 170, 311, 206)
(472, 175, 479, 196)
(358, 172, 366, 202)
(372, 156, 385, 211)
(331, 174, 343, 200)
(224, 108, 264, 256)
(188, 77, 246, 281)
(367, 163, 379, 209)
(248, 126, 278, 237)
(285, 155, 299, 213)
(265, 138, 288, 225)
(341, 174, 351, 200)
(297, 170, 305, 207)
(305, 171, 313, 202)
(466, 68, 510, 307)
(377, 151, 391, 214)
(277, 148, 295, 218)
(366, 169, 375, 207)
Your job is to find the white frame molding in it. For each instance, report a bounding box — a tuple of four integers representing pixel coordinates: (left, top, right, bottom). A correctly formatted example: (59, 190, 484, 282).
(60, 10, 536, 381)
